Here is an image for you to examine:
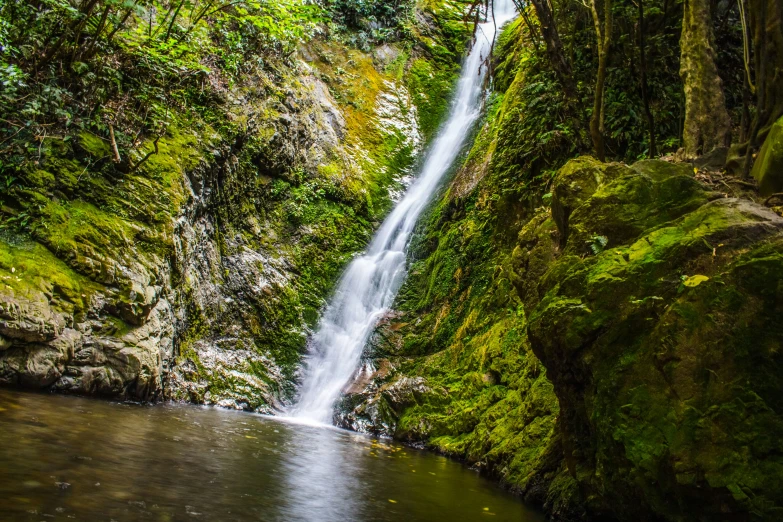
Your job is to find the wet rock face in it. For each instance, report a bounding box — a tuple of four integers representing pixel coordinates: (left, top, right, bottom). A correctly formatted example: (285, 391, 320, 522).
(0, 263, 173, 398)
(514, 157, 783, 520)
(335, 365, 431, 434)
(0, 41, 427, 408)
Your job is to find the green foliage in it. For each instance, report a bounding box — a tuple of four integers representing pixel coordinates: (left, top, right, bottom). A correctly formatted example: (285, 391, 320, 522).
(0, 0, 324, 183)
(406, 58, 458, 141)
(586, 234, 608, 255)
(324, 0, 415, 48)
(513, 0, 746, 162)
(487, 20, 580, 190)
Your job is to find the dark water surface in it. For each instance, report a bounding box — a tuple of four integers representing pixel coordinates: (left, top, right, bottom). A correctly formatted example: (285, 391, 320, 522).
(0, 389, 542, 521)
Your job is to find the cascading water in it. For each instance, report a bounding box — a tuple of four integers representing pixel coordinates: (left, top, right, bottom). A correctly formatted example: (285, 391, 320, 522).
(292, 0, 517, 423)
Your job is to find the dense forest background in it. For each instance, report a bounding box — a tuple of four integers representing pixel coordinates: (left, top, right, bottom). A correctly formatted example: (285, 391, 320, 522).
(1, 0, 780, 191)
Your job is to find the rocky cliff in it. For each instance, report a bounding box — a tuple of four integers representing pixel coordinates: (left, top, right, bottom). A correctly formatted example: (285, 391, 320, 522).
(0, 1, 471, 411)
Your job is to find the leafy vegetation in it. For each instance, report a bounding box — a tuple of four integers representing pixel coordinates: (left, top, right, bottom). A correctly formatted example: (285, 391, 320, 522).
(325, 0, 415, 48)
(0, 0, 322, 175)
(507, 0, 765, 164)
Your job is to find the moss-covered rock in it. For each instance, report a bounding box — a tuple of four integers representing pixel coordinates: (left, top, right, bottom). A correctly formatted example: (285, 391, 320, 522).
(357, 150, 783, 521)
(519, 158, 783, 521)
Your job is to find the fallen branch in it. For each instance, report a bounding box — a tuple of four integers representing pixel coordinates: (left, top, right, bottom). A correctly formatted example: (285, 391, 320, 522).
(763, 193, 783, 206)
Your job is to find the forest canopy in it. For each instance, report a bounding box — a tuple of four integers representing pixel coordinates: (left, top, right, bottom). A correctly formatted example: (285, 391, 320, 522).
(503, 0, 781, 190)
(1, 0, 782, 205)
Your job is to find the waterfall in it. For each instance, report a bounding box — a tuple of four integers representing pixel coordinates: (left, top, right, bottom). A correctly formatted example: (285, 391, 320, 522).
(291, 0, 518, 423)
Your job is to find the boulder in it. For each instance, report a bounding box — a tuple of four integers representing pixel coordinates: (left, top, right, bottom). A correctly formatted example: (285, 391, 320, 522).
(0, 294, 66, 343)
(516, 158, 783, 521)
(551, 157, 628, 247)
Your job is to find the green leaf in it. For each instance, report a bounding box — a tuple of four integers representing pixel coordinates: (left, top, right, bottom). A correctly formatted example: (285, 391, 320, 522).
(683, 275, 709, 287)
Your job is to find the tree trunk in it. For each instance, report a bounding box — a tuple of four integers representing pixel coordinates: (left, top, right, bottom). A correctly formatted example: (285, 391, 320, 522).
(513, 1, 542, 51)
(589, 0, 612, 162)
(747, 0, 783, 139)
(639, 0, 656, 157)
(740, 75, 750, 143)
(740, 0, 783, 176)
(530, 0, 577, 99)
(679, 0, 731, 158)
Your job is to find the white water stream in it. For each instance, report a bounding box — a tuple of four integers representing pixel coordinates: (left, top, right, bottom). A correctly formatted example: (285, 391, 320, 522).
(292, 0, 517, 423)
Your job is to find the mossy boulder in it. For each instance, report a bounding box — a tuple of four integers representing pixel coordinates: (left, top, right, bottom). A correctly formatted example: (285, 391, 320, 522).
(550, 156, 626, 247)
(516, 158, 783, 521)
(752, 115, 783, 196)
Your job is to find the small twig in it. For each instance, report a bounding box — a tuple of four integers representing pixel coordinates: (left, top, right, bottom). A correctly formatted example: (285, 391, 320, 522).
(37, 129, 47, 162)
(77, 158, 96, 183)
(0, 93, 33, 105)
(109, 124, 121, 163)
(763, 193, 783, 206)
(0, 118, 24, 128)
(737, 0, 756, 95)
(717, 179, 734, 192)
(128, 135, 162, 172)
(730, 179, 758, 189)
(0, 126, 25, 147)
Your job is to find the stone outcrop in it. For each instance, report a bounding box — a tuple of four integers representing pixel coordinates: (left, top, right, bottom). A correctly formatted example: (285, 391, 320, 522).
(514, 157, 783, 520)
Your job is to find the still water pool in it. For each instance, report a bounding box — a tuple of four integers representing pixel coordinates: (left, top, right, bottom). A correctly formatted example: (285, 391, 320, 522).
(0, 389, 542, 521)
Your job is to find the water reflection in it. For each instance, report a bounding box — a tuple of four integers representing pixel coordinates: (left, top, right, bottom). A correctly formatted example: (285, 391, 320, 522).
(281, 423, 363, 520)
(0, 389, 542, 521)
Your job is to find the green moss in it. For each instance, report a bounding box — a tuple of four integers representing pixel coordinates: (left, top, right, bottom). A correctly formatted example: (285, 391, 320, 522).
(520, 157, 783, 520)
(142, 124, 205, 198)
(25, 169, 56, 191)
(0, 232, 97, 315)
(751, 115, 783, 196)
(78, 131, 111, 158)
(37, 199, 136, 254)
(406, 58, 458, 140)
(390, 304, 560, 491)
